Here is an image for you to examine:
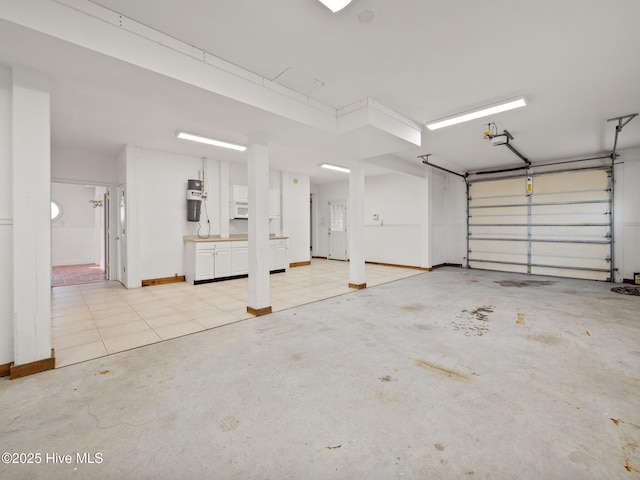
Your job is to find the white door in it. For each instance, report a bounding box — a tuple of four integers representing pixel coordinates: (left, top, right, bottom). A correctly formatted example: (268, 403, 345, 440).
(116, 185, 127, 286)
(328, 200, 348, 261)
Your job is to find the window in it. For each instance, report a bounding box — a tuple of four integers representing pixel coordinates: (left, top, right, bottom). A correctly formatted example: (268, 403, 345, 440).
(51, 201, 62, 221)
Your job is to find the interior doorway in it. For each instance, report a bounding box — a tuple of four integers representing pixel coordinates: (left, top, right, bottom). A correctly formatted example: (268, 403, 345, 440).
(51, 182, 110, 286)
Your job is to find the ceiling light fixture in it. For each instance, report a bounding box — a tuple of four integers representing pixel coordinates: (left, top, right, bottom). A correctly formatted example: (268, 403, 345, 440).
(426, 96, 527, 131)
(321, 163, 350, 173)
(176, 131, 247, 152)
(317, 0, 352, 12)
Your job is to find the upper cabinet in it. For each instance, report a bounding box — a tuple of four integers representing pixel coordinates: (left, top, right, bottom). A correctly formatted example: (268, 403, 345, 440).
(232, 184, 248, 203)
(230, 185, 280, 219)
(268, 189, 280, 219)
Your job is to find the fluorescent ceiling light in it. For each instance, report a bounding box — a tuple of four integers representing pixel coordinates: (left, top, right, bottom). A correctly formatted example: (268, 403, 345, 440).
(426, 97, 527, 130)
(321, 163, 350, 173)
(317, 0, 352, 12)
(177, 131, 247, 152)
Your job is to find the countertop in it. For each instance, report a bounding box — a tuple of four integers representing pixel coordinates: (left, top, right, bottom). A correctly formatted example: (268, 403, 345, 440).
(183, 234, 288, 243)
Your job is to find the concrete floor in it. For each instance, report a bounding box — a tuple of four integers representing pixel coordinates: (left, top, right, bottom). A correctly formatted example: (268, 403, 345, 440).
(1, 267, 639, 479)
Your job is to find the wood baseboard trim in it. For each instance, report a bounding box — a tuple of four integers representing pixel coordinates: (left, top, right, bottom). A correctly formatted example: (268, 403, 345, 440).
(0, 362, 10, 378)
(312, 256, 328, 260)
(142, 275, 186, 287)
(10, 349, 55, 380)
(365, 261, 431, 271)
(247, 306, 272, 317)
(431, 263, 463, 270)
(290, 261, 311, 268)
(349, 283, 367, 290)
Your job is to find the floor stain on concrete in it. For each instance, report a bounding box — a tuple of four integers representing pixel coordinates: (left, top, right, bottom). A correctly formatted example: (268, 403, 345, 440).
(414, 359, 472, 381)
(516, 313, 525, 325)
(217, 416, 240, 432)
(452, 305, 494, 336)
(527, 333, 564, 345)
(611, 418, 640, 472)
(434, 443, 445, 451)
(402, 304, 426, 312)
(495, 280, 556, 288)
(462, 306, 494, 322)
(378, 375, 395, 382)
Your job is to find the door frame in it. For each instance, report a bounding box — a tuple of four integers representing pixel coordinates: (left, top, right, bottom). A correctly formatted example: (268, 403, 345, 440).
(50, 178, 115, 283)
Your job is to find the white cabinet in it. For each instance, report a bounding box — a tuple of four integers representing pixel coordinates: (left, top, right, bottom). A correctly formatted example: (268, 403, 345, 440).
(185, 241, 231, 284)
(269, 238, 288, 271)
(214, 243, 232, 278)
(232, 185, 248, 203)
(185, 237, 287, 284)
(269, 189, 280, 219)
(195, 248, 215, 281)
(231, 241, 248, 275)
(231, 185, 280, 219)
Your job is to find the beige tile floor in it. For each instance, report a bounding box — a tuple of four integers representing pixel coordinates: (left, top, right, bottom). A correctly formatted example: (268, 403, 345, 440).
(52, 259, 424, 367)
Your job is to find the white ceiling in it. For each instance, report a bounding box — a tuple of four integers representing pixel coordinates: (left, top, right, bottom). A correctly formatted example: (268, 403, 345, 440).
(1, 0, 639, 182)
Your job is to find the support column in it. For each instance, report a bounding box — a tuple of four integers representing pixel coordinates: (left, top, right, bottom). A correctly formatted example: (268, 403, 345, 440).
(420, 168, 433, 269)
(0, 66, 13, 375)
(348, 158, 366, 289)
(220, 160, 230, 239)
(247, 136, 271, 316)
(11, 67, 54, 378)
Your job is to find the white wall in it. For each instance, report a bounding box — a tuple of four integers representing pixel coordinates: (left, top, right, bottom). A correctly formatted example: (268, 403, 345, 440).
(51, 183, 98, 266)
(282, 172, 310, 264)
(129, 147, 222, 284)
(313, 170, 465, 269)
(364, 173, 423, 266)
(0, 65, 13, 365)
(432, 171, 467, 266)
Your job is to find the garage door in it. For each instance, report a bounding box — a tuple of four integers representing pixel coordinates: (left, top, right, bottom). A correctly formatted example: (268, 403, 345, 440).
(468, 169, 612, 281)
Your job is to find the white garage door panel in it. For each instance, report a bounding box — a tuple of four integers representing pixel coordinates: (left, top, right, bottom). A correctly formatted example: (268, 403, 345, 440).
(470, 260, 528, 274)
(531, 267, 607, 281)
(471, 225, 528, 238)
(534, 170, 608, 192)
(472, 205, 528, 219)
(471, 239, 528, 255)
(471, 178, 524, 197)
(531, 202, 608, 220)
(468, 169, 612, 281)
(531, 243, 609, 268)
(530, 225, 608, 240)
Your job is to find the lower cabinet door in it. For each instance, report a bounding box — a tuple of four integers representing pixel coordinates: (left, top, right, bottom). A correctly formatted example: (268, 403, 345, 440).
(214, 248, 232, 278)
(195, 249, 215, 281)
(232, 248, 249, 275)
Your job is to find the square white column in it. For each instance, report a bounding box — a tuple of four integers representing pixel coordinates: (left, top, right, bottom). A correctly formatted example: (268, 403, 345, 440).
(349, 158, 366, 288)
(420, 168, 433, 269)
(247, 138, 271, 315)
(12, 67, 52, 367)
